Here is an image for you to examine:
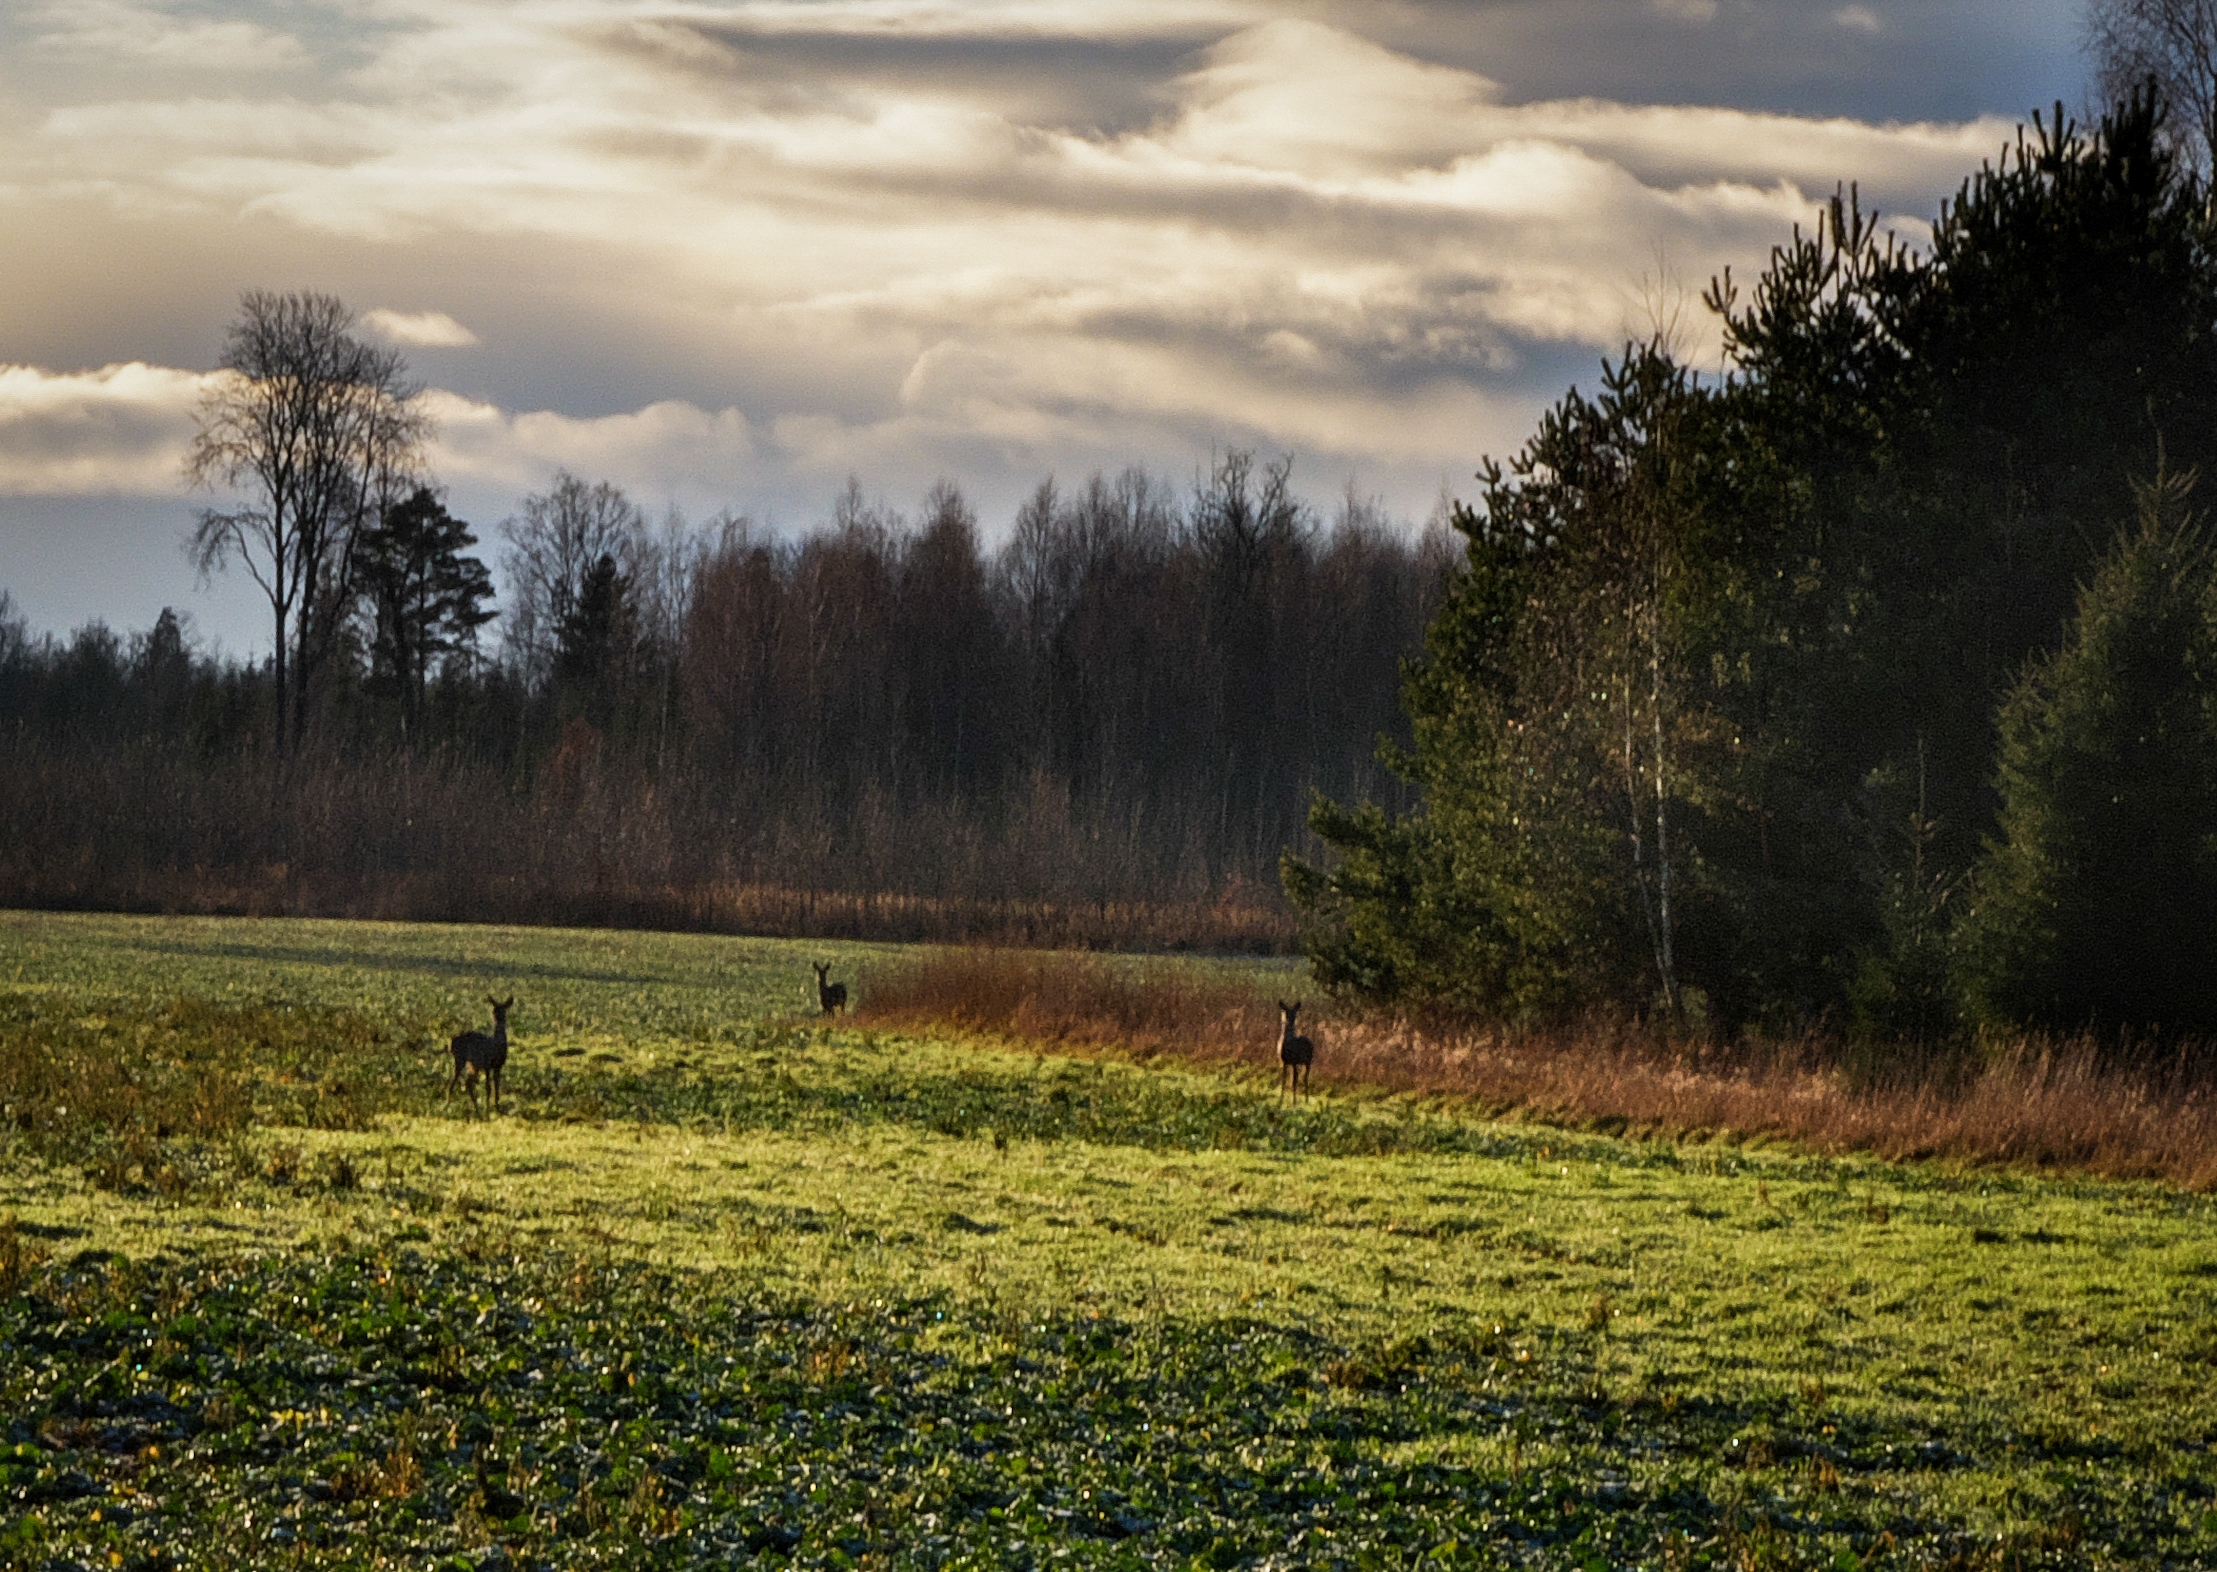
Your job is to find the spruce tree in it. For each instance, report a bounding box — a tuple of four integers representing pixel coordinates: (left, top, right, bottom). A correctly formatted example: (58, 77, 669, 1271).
(1957, 469, 2217, 1041)
(554, 552, 641, 732)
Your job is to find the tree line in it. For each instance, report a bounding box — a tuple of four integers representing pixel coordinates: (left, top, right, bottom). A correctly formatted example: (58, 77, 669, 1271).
(0, 379, 1449, 945)
(1289, 86, 2217, 1048)
(22, 54, 2217, 1049)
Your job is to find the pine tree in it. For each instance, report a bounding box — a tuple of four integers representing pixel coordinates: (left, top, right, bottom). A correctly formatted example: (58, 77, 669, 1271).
(1285, 345, 1710, 1021)
(355, 487, 496, 738)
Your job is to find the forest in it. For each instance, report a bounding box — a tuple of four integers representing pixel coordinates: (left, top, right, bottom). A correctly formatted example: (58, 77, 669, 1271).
(0, 446, 1448, 950)
(1290, 88, 2217, 1049)
(10, 87, 2217, 1049)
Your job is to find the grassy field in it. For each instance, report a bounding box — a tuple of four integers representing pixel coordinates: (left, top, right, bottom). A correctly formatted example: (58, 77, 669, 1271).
(1, 911, 2214, 1569)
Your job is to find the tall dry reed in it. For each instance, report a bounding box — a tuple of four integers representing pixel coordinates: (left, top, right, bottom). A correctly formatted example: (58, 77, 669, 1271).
(860, 948, 2217, 1189)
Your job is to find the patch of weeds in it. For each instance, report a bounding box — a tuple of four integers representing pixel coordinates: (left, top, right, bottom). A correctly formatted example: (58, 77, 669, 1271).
(0, 990, 432, 1195)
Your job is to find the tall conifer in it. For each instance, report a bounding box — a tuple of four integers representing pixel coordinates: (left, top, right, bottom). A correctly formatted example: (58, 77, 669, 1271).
(1958, 469, 2217, 1040)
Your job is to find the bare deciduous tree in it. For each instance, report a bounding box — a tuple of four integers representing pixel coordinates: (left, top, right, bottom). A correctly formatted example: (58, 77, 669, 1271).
(185, 291, 428, 752)
(2086, 0, 2217, 175)
(499, 470, 647, 687)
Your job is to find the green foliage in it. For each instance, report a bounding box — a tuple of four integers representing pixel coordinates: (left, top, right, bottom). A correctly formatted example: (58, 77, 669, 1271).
(0, 992, 428, 1194)
(1959, 471, 2217, 1039)
(355, 487, 496, 732)
(1297, 88, 2217, 1041)
(0, 1247, 2198, 1571)
(1844, 777, 1965, 1049)
(1288, 346, 1705, 1021)
(555, 552, 642, 726)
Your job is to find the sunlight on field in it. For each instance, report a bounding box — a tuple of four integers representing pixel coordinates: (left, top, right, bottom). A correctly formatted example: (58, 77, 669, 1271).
(6, 911, 2213, 1431)
(0, 909, 901, 1029)
(3, 911, 2215, 1567)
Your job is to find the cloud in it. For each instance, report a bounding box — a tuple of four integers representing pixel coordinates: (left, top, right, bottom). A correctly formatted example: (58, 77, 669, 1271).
(27, 0, 310, 72)
(0, 363, 757, 512)
(363, 309, 480, 348)
(682, 1, 1272, 42)
(1832, 6, 1885, 34)
(424, 390, 760, 502)
(0, 2, 2055, 554)
(0, 362, 208, 496)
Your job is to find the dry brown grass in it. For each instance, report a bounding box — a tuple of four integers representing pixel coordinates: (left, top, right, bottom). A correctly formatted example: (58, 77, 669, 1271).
(860, 948, 2217, 1189)
(642, 882, 1295, 953)
(3, 870, 1293, 954)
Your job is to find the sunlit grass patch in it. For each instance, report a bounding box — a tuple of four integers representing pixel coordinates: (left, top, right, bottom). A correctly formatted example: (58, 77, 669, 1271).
(1, 911, 2215, 1568)
(865, 944, 2217, 1188)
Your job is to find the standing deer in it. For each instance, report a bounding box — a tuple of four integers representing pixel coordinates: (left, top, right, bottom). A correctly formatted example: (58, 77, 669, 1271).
(449, 996, 514, 1114)
(1277, 1000, 1315, 1100)
(812, 962, 848, 1017)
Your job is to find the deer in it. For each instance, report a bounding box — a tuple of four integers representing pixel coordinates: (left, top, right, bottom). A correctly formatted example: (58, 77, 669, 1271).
(1276, 1000, 1315, 1100)
(812, 962, 849, 1017)
(448, 996, 514, 1115)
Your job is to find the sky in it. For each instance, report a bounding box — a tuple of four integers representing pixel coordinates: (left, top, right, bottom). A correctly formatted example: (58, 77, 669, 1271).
(0, 0, 2085, 655)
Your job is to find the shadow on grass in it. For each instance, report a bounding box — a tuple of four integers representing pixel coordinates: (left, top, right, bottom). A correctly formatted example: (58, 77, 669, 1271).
(0, 1246, 2176, 1570)
(113, 935, 678, 990)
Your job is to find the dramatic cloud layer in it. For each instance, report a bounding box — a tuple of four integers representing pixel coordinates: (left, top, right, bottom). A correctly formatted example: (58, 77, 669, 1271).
(0, 363, 211, 496)
(0, 0, 2082, 646)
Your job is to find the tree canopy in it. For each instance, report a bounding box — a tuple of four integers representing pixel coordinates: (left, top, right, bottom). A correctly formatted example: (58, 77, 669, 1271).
(1289, 89, 2217, 1048)
(185, 291, 429, 753)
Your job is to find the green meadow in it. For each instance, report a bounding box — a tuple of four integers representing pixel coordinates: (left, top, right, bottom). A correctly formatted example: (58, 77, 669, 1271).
(1, 911, 2213, 1569)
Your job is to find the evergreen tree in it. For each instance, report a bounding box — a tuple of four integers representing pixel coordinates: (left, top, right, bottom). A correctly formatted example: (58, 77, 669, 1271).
(1957, 469, 2217, 1040)
(1286, 345, 1714, 1021)
(1290, 89, 2217, 1036)
(554, 552, 640, 730)
(355, 487, 496, 737)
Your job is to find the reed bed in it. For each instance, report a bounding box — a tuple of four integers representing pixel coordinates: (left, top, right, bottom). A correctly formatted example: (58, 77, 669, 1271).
(861, 947, 2217, 1188)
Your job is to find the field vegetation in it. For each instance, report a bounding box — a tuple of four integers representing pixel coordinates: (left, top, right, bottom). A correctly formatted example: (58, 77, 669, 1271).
(11, 37, 2217, 1572)
(865, 950, 2217, 1190)
(2, 911, 2214, 1569)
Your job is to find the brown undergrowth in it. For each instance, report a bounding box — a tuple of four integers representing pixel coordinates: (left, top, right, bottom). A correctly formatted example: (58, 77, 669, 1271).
(860, 948, 2217, 1189)
(7, 869, 1293, 956)
(0, 740, 1302, 954)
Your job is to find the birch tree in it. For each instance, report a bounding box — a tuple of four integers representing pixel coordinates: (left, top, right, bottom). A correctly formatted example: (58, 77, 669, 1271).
(2086, 0, 2217, 174)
